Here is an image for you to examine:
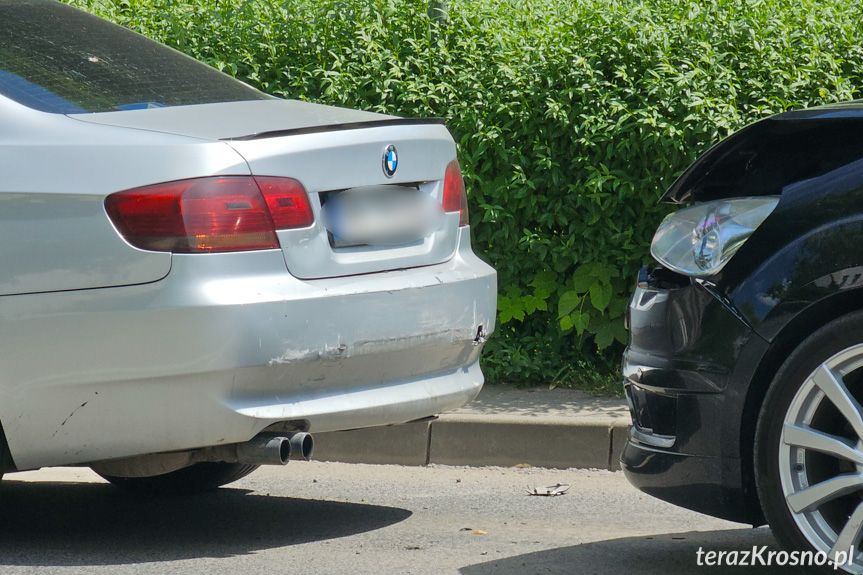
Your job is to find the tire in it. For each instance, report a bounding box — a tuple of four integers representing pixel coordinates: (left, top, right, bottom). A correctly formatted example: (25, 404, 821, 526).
(95, 462, 260, 495)
(756, 310, 863, 574)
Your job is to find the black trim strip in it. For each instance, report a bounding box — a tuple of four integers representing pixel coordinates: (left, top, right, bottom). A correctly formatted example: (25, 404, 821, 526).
(221, 117, 447, 141)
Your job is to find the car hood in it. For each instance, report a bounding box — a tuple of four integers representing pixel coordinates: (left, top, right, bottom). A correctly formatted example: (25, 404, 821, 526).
(68, 99, 398, 141)
(662, 100, 863, 204)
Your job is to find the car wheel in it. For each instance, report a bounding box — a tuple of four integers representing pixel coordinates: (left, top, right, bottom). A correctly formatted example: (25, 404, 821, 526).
(95, 462, 260, 495)
(756, 311, 863, 573)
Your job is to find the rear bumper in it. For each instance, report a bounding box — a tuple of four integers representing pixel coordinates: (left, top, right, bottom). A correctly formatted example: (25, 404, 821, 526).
(0, 229, 496, 470)
(620, 267, 766, 524)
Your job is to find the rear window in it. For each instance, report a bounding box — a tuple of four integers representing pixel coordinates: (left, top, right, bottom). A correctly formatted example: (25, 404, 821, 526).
(0, 0, 270, 113)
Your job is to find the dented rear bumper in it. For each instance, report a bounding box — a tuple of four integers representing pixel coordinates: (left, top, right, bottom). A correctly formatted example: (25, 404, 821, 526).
(0, 229, 496, 470)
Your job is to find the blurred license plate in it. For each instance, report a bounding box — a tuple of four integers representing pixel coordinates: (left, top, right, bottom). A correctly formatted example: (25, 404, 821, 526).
(321, 186, 444, 246)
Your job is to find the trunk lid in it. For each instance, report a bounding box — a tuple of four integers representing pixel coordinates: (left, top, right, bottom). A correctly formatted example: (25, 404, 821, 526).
(228, 121, 460, 279)
(72, 100, 461, 279)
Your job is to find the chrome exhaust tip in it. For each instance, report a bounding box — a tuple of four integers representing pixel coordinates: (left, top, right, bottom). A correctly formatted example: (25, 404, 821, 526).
(235, 435, 291, 466)
(288, 432, 314, 461)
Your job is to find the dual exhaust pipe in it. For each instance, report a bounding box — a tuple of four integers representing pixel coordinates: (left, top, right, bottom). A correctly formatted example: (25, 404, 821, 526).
(88, 431, 314, 478)
(234, 432, 314, 466)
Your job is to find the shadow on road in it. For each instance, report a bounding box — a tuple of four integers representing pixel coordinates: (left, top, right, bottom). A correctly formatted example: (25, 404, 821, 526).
(0, 480, 411, 566)
(461, 528, 804, 574)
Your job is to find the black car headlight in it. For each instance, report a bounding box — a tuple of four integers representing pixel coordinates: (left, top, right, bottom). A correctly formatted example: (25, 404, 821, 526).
(650, 197, 779, 277)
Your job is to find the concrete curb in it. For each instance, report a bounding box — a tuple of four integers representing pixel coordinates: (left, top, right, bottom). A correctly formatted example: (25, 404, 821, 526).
(313, 415, 631, 471)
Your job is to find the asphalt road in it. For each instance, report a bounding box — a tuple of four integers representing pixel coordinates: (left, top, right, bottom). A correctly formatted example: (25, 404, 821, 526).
(0, 463, 799, 574)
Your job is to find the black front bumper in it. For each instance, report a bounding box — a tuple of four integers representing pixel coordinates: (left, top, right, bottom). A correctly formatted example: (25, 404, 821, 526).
(620, 267, 767, 524)
(622, 440, 750, 522)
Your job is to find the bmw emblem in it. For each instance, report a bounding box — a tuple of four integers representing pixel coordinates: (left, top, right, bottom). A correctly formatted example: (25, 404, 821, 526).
(383, 145, 398, 178)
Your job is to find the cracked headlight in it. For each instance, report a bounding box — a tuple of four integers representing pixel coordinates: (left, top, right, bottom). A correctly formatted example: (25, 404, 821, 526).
(650, 197, 779, 277)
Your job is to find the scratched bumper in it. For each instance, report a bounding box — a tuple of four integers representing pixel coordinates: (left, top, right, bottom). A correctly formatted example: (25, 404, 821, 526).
(0, 229, 496, 470)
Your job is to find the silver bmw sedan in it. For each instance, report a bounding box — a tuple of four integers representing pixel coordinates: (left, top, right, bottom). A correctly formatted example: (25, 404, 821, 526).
(0, 0, 496, 493)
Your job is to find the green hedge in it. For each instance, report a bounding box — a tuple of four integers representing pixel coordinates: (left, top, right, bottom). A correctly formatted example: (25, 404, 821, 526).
(68, 0, 863, 392)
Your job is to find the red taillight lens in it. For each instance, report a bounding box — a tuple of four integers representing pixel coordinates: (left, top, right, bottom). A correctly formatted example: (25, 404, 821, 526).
(255, 177, 314, 230)
(443, 158, 469, 227)
(105, 176, 313, 253)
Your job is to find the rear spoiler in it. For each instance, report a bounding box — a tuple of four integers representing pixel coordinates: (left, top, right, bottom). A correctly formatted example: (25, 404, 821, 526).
(222, 118, 447, 141)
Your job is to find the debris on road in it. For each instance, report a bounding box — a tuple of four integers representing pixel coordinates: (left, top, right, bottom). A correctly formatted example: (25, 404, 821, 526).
(526, 483, 570, 496)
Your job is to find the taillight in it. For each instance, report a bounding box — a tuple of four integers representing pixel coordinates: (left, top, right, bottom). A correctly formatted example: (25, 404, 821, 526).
(105, 176, 313, 253)
(443, 158, 469, 227)
(255, 176, 314, 229)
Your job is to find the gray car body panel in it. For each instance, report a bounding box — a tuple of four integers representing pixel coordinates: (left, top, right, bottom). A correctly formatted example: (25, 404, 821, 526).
(70, 99, 396, 141)
(0, 92, 497, 471)
(0, 97, 250, 295)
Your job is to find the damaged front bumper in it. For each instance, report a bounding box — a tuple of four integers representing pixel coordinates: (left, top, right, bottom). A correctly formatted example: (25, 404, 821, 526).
(620, 266, 765, 524)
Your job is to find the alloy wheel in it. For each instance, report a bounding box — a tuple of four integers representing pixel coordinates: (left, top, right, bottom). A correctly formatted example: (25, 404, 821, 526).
(780, 343, 863, 573)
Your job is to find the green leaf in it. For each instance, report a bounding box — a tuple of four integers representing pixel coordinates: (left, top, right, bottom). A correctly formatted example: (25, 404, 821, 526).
(559, 314, 573, 331)
(571, 265, 596, 292)
(526, 291, 549, 312)
(499, 295, 525, 323)
(593, 322, 616, 350)
(575, 262, 615, 286)
(533, 287, 550, 302)
(530, 271, 557, 293)
(558, 291, 581, 318)
(589, 282, 613, 312)
(571, 310, 590, 334)
(572, 274, 594, 293)
(498, 296, 514, 324)
(607, 295, 628, 319)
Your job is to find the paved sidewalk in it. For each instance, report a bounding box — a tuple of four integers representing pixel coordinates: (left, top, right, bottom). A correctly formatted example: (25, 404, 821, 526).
(314, 384, 631, 470)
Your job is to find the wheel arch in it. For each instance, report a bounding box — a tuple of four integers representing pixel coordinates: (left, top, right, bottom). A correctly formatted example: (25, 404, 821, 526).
(739, 286, 863, 525)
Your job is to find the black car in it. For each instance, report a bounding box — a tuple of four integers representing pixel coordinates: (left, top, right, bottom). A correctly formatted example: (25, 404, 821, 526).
(622, 101, 863, 572)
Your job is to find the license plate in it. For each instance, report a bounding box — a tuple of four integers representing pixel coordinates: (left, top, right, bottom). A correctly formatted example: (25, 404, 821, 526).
(321, 186, 444, 246)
